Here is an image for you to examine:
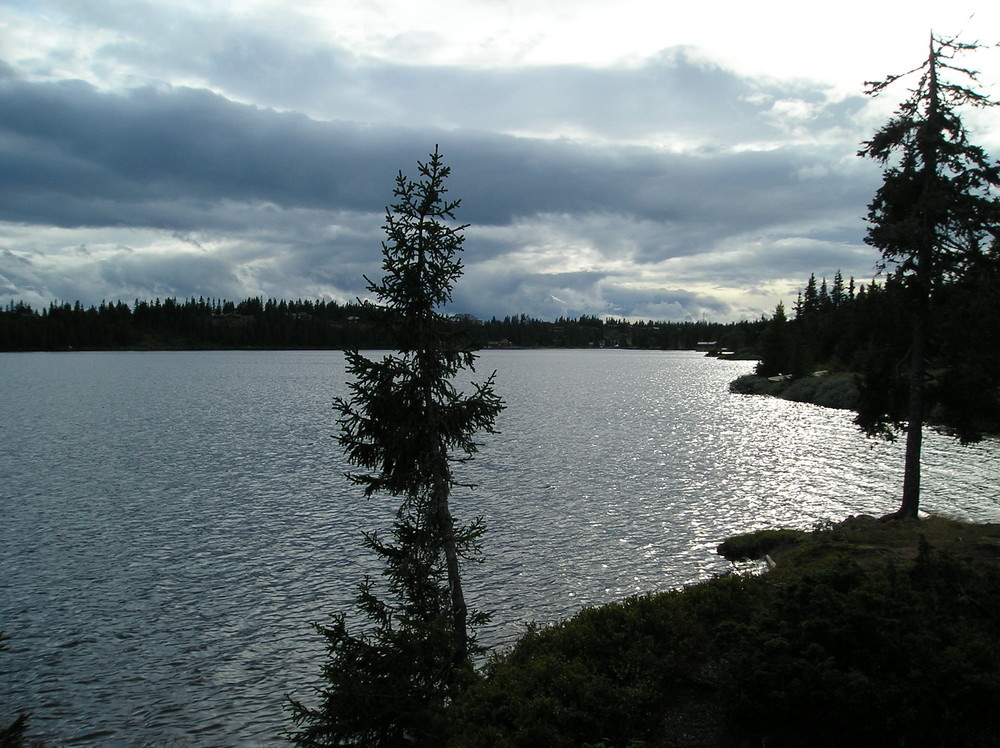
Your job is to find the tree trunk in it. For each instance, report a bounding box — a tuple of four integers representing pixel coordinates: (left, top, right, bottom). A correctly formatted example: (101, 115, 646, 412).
(436, 494, 469, 673)
(896, 37, 937, 521)
(423, 362, 470, 676)
(898, 300, 926, 519)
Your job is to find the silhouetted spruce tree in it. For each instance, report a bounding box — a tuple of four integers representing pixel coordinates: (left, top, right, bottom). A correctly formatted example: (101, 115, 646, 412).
(931, 236, 1000, 441)
(755, 302, 790, 377)
(856, 34, 1000, 518)
(287, 147, 504, 747)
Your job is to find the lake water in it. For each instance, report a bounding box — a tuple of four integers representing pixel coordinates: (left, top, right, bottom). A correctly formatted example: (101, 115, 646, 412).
(2, 349, 999, 745)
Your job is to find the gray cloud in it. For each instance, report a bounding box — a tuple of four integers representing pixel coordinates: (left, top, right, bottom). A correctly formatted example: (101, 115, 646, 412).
(0, 74, 874, 229)
(0, 10, 894, 322)
(57, 0, 862, 145)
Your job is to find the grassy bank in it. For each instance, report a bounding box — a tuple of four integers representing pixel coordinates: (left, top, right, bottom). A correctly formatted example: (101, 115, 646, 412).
(446, 516, 1000, 747)
(728, 371, 860, 411)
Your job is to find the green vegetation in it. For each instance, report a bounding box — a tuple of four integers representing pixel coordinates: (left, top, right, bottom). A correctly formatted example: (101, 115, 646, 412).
(753, 271, 878, 379)
(287, 149, 504, 747)
(857, 35, 1000, 518)
(732, 263, 1000, 435)
(444, 517, 1000, 747)
(715, 527, 808, 562)
(745, 37, 1000, 520)
(0, 297, 766, 352)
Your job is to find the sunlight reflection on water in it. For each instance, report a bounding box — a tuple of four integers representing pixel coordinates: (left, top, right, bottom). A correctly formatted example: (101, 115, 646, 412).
(1, 349, 998, 745)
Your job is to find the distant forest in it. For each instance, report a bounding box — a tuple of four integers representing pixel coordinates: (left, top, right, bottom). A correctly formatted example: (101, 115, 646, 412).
(0, 296, 765, 352)
(756, 266, 1000, 380)
(5, 268, 994, 375)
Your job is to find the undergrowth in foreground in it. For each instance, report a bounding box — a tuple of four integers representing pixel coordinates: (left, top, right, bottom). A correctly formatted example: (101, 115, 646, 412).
(445, 518, 1000, 747)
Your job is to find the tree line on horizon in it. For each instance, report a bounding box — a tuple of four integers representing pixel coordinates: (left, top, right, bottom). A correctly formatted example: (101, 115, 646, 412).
(754, 262, 1000, 434)
(0, 295, 767, 352)
(4, 263, 998, 401)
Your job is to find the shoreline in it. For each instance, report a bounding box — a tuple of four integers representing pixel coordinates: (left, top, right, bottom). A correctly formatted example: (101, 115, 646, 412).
(728, 370, 860, 411)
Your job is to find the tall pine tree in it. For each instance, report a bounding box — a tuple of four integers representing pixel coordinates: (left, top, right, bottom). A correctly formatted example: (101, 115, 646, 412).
(857, 34, 1000, 518)
(288, 147, 504, 747)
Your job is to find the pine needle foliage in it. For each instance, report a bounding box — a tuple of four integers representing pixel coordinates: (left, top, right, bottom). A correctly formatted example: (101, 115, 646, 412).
(856, 34, 1000, 518)
(287, 147, 504, 747)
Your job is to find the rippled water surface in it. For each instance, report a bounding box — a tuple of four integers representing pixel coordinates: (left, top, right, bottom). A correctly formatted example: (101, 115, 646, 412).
(3, 349, 999, 745)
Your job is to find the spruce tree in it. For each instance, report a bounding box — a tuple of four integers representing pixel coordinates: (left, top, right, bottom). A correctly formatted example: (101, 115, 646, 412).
(288, 147, 504, 747)
(755, 302, 790, 377)
(856, 34, 1000, 518)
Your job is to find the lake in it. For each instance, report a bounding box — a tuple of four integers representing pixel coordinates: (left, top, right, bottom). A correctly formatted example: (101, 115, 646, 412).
(2, 349, 999, 745)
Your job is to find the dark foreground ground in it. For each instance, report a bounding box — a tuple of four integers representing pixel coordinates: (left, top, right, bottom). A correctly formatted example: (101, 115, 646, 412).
(447, 515, 1000, 747)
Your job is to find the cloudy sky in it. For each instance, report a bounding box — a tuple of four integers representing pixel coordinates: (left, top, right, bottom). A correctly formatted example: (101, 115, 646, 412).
(2, 1, 999, 321)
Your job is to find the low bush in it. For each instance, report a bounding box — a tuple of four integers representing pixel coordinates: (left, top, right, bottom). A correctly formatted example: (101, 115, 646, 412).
(721, 545, 1000, 746)
(727, 374, 771, 395)
(448, 575, 760, 747)
(812, 375, 860, 410)
(716, 528, 808, 562)
(730, 372, 859, 412)
(447, 522, 1000, 747)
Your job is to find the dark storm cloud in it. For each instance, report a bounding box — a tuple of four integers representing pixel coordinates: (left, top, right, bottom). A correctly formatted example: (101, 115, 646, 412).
(0, 72, 875, 240)
(0, 76, 408, 227)
(10, 0, 994, 320)
(0, 36, 885, 320)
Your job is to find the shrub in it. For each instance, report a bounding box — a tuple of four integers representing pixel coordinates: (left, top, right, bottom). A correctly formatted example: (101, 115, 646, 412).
(812, 376, 860, 410)
(716, 529, 808, 562)
(728, 374, 770, 395)
(447, 528, 1000, 747)
(720, 547, 1000, 747)
(448, 576, 760, 747)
